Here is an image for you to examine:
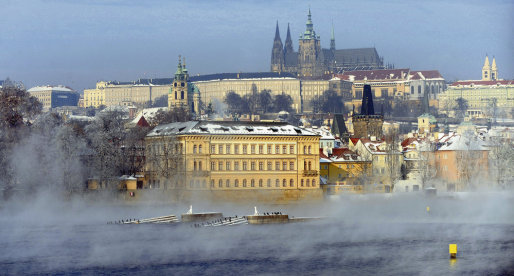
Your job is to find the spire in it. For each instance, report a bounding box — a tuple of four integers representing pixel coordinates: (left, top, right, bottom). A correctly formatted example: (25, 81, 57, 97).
(274, 20, 281, 41)
(284, 23, 294, 53)
(330, 22, 336, 51)
(491, 56, 497, 70)
(302, 8, 316, 39)
(482, 55, 490, 70)
(360, 84, 375, 115)
(175, 55, 183, 75)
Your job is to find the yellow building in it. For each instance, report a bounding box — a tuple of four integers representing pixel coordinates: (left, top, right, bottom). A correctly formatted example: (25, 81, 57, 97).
(144, 121, 322, 201)
(83, 80, 170, 108)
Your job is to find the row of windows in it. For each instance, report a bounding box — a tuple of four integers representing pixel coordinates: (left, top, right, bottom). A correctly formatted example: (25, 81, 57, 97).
(193, 144, 313, 155)
(207, 178, 316, 188)
(193, 160, 314, 171)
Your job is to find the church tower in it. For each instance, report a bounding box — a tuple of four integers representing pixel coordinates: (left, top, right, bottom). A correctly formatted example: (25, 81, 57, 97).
(169, 56, 191, 110)
(298, 9, 325, 78)
(271, 21, 285, 73)
(491, 56, 498, 80)
(330, 24, 336, 51)
(482, 55, 491, 81)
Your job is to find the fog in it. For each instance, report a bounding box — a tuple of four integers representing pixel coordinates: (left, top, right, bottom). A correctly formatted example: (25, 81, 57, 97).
(1, 190, 513, 275)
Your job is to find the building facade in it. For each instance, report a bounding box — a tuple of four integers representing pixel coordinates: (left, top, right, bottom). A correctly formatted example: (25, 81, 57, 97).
(352, 84, 384, 139)
(144, 121, 321, 200)
(271, 10, 386, 78)
(27, 85, 79, 111)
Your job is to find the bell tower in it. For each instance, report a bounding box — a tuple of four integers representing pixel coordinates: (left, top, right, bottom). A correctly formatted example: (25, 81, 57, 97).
(482, 55, 491, 81)
(491, 56, 498, 81)
(169, 55, 190, 110)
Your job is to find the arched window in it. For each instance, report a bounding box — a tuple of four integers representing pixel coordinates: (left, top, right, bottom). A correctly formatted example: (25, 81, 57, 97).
(290, 179, 294, 187)
(218, 179, 223, 188)
(301, 179, 304, 187)
(304, 146, 307, 154)
(259, 179, 263, 187)
(267, 179, 271, 187)
(251, 179, 255, 187)
(417, 85, 421, 94)
(411, 86, 414, 94)
(308, 146, 312, 154)
(199, 145, 202, 153)
(235, 179, 239, 187)
(210, 180, 214, 188)
(275, 179, 280, 187)
(243, 179, 247, 187)
(304, 161, 307, 169)
(181, 91, 184, 99)
(308, 161, 312, 170)
(431, 86, 435, 94)
(306, 179, 310, 187)
(226, 179, 230, 188)
(193, 145, 197, 153)
(312, 179, 316, 187)
(193, 161, 197, 171)
(282, 179, 286, 187)
(198, 161, 202, 171)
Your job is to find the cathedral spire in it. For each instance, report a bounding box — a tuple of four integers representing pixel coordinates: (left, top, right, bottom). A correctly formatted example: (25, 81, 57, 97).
(274, 20, 281, 41)
(483, 55, 490, 70)
(482, 54, 491, 81)
(360, 84, 375, 115)
(330, 22, 336, 51)
(302, 8, 317, 39)
(284, 23, 294, 53)
(491, 56, 497, 70)
(491, 56, 498, 80)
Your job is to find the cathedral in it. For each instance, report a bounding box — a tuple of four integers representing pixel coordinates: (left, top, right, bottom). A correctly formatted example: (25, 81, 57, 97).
(271, 9, 387, 78)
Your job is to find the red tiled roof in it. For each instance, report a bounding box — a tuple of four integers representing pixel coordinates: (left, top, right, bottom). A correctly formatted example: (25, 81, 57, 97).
(450, 80, 513, 86)
(136, 116, 150, 128)
(350, 138, 360, 145)
(409, 70, 443, 80)
(319, 148, 329, 159)
(337, 69, 410, 81)
(401, 137, 419, 147)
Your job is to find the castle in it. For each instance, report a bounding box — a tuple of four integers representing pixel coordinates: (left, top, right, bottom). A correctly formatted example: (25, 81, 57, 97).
(271, 9, 387, 78)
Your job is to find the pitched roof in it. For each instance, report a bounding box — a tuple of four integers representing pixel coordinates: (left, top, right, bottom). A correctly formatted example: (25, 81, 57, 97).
(337, 68, 410, 81)
(333, 48, 381, 65)
(409, 70, 443, 80)
(136, 116, 150, 128)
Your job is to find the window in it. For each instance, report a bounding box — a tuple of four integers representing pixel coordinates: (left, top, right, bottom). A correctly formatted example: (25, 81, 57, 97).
(304, 146, 307, 154)
(226, 180, 230, 188)
(282, 162, 287, 171)
(210, 180, 215, 187)
(282, 179, 287, 187)
(235, 179, 239, 187)
(259, 179, 263, 187)
(243, 179, 247, 187)
(218, 162, 223, 171)
(283, 145, 287, 154)
(251, 145, 256, 154)
(267, 179, 271, 187)
(267, 162, 272, 170)
(290, 179, 294, 187)
(193, 145, 197, 154)
(275, 161, 280, 170)
(218, 179, 223, 188)
(275, 179, 280, 187)
(193, 161, 197, 171)
(301, 179, 304, 187)
(267, 145, 272, 154)
(219, 145, 223, 154)
(418, 85, 421, 94)
(308, 146, 312, 154)
(235, 145, 239, 154)
(290, 162, 294, 170)
(226, 145, 230, 154)
(251, 162, 255, 170)
(308, 161, 312, 170)
(306, 179, 310, 187)
(290, 145, 294, 154)
(243, 145, 247, 154)
(259, 145, 263, 154)
(198, 161, 202, 171)
(199, 145, 202, 153)
(243, 162, 248, 171)
(312, 180, 316, 187)
(234, 161, 239, 171)
(251, 179, 255, 187)
(259, 162, 263, 171)
(226, 161, 231, 171)
(275, 145, 280, 154)
(410, 86, 414, 94)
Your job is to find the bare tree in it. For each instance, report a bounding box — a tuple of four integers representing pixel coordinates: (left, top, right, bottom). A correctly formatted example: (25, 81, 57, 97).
(145, 134, 185, 189)
(384, 129, 402, 192)
(488, 137, 514, 189)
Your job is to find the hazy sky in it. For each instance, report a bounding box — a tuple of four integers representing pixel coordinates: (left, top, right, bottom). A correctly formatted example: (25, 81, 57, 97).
(1, 0, 513, 92)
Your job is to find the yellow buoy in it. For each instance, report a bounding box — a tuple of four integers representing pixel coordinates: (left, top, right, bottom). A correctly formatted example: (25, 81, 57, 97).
(426, 206, 430, 212)
(449, 244, 457, 258)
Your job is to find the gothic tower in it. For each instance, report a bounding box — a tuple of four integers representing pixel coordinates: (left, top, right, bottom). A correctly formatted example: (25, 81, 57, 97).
(491, 56, 498, 80)
(330, 24, 336, 51)
(298, 9, 325, 78)
(482, 55, 491, 81)
(352, 84, 384, 139)
(271, 21, 284, 73)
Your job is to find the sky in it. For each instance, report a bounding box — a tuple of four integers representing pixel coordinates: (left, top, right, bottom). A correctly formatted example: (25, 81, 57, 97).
(1, 0, 513, 92)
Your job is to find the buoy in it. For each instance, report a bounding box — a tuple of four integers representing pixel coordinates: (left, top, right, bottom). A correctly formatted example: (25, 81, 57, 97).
(426, 206, 430, 212)
(449, 244, 457, 258)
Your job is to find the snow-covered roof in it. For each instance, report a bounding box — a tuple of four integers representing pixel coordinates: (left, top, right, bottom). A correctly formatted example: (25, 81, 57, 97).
(28, 85, 75, 92)
(437, 134, 488, 151)
(131, 107, 167, 124)
(305, 126, 335, 140)
(147, 121, 319, 137)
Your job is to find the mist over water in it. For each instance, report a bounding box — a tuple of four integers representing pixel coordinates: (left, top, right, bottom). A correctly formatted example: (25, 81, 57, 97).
(1, 190, 513, 275)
